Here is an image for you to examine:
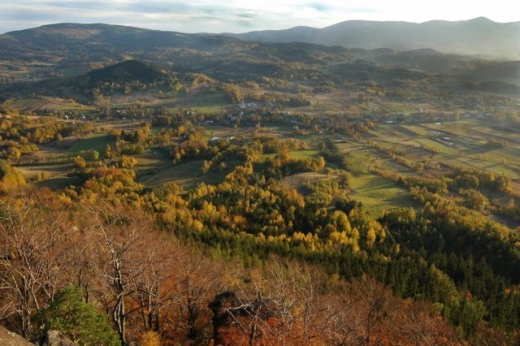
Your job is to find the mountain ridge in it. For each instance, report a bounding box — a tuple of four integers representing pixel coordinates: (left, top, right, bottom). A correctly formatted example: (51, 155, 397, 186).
(2, 19, 519, 63)
(0, 22, 518, 96)
(227, 17, 520, 59)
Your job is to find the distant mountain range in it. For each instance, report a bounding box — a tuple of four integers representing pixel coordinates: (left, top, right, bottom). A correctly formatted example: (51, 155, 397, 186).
(0, 22, 518, 99)
(0, 23, 473, 76)
(0, 23, 244, 63)
(227, 17, 520, 59)
(1, 17, 519, 64)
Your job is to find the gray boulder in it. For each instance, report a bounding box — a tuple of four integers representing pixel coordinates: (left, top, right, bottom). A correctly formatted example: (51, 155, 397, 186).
(35, 330, 76, 346)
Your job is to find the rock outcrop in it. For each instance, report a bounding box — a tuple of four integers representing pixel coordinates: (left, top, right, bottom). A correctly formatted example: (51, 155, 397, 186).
(0, 326, 83, 346)
(0, 326, 33, 346)
(35, 330, 76, 346)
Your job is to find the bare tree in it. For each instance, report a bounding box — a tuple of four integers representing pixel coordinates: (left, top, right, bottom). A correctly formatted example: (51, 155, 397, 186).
(209, 257, 324, 345)
(317, 275, 462, 346)
(65, 227, 101, 305)
(0, 199, 74, 337)
(261, 259, 318, 343)
(131, 232, 177, 335)
(91, 206, 150, 345)
(172, 248, 222, 345)
(348, 275, 391, 345)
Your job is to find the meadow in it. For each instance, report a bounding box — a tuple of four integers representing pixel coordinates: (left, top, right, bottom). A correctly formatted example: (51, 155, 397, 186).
(7, 82, 520, 227)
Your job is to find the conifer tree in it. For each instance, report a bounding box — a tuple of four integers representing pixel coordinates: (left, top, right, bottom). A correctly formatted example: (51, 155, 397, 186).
(34, 286, 120, 346)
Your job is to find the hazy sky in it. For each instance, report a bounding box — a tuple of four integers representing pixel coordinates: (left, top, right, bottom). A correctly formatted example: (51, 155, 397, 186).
(1, 0, 518, 34)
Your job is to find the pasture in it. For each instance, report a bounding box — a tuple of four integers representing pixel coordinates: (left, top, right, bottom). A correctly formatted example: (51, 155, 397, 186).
(10, 86, 520, 226)
(69, 134, 115, 154)
(348, 173, 416, 217)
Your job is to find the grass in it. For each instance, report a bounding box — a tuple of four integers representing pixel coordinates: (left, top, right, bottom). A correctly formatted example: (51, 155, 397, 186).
(281, 172, 330, 191)
(414, 138, 458, 155)
(348, 173, 416, 217)
(482, 148, 520, 167)
(138, 160, 201, 187)
(398, 125, 429, 136)
(69, 134, 115, 155)
(344, 149, 374, 174)
(189, 92, 228, 114)
(35, 176, 84, 190)
(289, 149, 320, 160)
(137, 158, 240, 189)
(9, 98, 46, 110)
(134, 149, 172, 178)
(191, 105, 225, 114)
(377, 102, 419, 114)
(260, 125, 296, 134)
(482, 164, 519, 179)
(5, 88, 520, 225)
(10, 97, 97, 113)
(16, 162, 71, 180)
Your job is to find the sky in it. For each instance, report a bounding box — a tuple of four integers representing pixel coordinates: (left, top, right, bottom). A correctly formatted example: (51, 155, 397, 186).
(1, 0, 518, 34)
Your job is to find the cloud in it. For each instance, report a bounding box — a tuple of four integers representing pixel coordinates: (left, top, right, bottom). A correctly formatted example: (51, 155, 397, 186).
(0, 0, 519, 34)
(305, 3, 333, 12)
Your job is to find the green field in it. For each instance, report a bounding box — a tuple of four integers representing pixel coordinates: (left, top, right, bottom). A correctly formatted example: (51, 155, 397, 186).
(36, 176, 84, 190)
(134, 150, 172, 177)
(6, 77, 520, 228)
(400, 125, 429, 136)
(138, 159, 202, 187)
(189, 92, 228, 114)
(289, 149, 320, 159)
(69, 134, 115, 154)
(15, 110, 519, 222)
(259, 149, 320, 162)
(348, 173, 417, 217)
(344, 149, 375, 174)
(136, 150, 241, 189)
(414, 138, 458, 155)
(8, 97, 98, 112)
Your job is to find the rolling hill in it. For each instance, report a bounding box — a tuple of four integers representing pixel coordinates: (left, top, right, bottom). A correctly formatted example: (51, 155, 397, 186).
(1, 22, 519, 103)
(0, 23, 248, 64)
(469, 60, 520, 84)
(84, 60, 170, 84)
(228, 17, 520, 59)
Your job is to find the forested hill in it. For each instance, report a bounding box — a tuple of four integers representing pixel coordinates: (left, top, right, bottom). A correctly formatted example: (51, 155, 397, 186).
(228, 17, 520, 59)
(2, 22, 520, 97)
(0, 23, 247, 63)
(85, 60, 169, 83)
(1, 22, 519, 86)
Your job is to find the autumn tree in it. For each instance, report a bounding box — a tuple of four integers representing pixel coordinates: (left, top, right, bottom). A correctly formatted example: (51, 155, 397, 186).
(0, 160, 26, 192)
(209, 258, 325, 345)
(129, 231, 176, 336)
(171, 248, 221, 345)
(92, 208, 147, 345)
(0, 196, 74, 337)
(73, 155, 87, 170)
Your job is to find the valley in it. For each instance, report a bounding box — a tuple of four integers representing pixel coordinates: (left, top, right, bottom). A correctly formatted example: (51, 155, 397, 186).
(1, 21, 520, 345)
